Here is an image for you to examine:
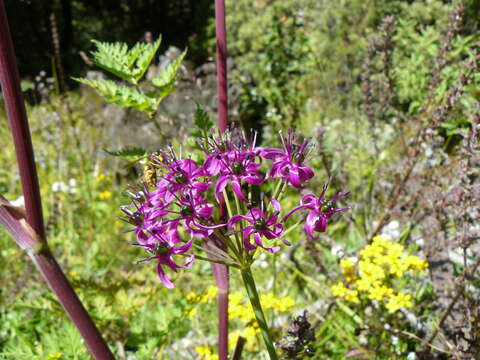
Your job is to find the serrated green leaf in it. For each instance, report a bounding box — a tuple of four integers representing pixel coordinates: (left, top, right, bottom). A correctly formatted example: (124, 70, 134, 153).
(194, 104, 214, 133)
(152, 48, 187, 89)
(90, 40, 136, 83)
(132, 37, 162, 81)
(103, 147, 149, 162)
(126, 42, 147, 68)
(73, 77, 157, 115)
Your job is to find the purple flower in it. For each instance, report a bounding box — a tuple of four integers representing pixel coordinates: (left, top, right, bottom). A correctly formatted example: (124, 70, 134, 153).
(138, 225, 194, 288)
(227, 198, 283, 253)
(260, 129, 314, 188)
(168, 191, 225, 238)
(214, 150, 264, 203)
(121, 187, 170, 246)
(154, 158, 210, 203)
(283, 184, 349, 237)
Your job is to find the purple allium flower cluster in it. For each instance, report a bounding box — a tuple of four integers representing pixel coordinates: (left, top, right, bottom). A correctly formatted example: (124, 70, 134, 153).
(121, 129, 349, 288)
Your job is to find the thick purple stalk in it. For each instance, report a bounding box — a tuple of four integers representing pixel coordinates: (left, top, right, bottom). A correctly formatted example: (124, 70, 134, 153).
(211, 260, 229, 360)
(215, 0, 228, 133)
(31, 250, 115, 359)
(0, 1, 45, 239)
(0, 197, 114, 360)
(214, 1, 229, 358)
(0, 2, 114, 359)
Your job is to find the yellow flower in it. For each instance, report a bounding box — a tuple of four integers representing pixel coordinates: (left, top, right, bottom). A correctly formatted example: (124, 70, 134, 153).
(260, 292, 295, 312)
(229, 330, 244, 350)
(199, 285, 218, 303)
(344, 289, 360, 303)
(340, 258, 358, 282)
(46, 354, 63, 360)
(95, 173, 108, 182)
(229, 327, 260, 351)
(331, 282, 349, 297)
(187, 291, 199, 303)
(185, 308, 197, 317)
(229, 291, 244, 306)
(99, 191, 112, 200)
(195, 346, 218, 360)
(358, 260, 385, 281)
(367, 285, 394, 301)
(331, 282, 359, 303)
(228, 303, 254, 323)
(385, 292, 413, 313)
(405, 255, 428, 270)
(334, 235, 427, 312)
(340, 258, 355, 271)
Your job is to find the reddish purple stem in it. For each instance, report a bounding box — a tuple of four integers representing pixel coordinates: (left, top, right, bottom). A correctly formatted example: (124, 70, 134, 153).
(215, 0, 228, 133)
(0, 2, 114, 359)
(0, 1, 45, 239)
(214, 1, 229, 359)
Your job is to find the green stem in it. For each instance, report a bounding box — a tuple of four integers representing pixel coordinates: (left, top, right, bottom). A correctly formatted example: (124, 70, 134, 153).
(223, 189, 243, 255)
(194, 254, 240, 269)
(283, 220, 302, 236)
(240, 267, 278, 360)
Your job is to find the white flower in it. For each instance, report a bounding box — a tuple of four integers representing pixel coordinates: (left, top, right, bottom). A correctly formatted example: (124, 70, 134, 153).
(331, 244, 345, 257)
(68, 178, 78, 194)
(391, 335, 399, 346)
(407, 352, 416, 360)
(381, 220, 400, 238)
(52, 181, 68, 193)
(415, 237, 424, 247)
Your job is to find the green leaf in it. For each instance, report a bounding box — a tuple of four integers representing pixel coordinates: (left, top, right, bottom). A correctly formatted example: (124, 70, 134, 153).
(193, 103, 214, 135)
(132, 36, 162, 81)
(20, 80, 34, 92)
(152, 49, 187, 90)
(73, 77, 157, 115)
(87, 37, 162, 84)
(90, 40, 136, 83)
(103, 147, 149, 162)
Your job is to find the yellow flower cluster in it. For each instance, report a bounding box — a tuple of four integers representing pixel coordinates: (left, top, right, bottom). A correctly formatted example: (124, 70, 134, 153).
(189, 287, 295, 353)
(228, 291, 294, 351)
(95, 173, 109, 182)
(98, 190, 112, 200)
(195, 346, 219, 360)
(331, 235, 428, 313)
(187, 285, 218, 304)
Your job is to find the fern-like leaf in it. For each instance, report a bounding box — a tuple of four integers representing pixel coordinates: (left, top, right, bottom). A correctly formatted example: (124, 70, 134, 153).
(73, 77, 157, 116)
(191, 103, 214, 138)
(89, 38, 162, 85)
(132, 36, 162, 81)
(152, 49, 187, 92)
(90, 40, 136, 83)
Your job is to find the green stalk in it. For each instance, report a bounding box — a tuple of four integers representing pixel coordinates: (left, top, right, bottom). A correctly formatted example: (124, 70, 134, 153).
(222, 189, 243, 255)
(240, 267, 278, 360)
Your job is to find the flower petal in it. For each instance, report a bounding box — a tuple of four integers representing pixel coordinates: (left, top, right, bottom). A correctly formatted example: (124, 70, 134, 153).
(197, 204, 213, 218)
(215, 176, 229, 203)
(232, 180, 248, 202)
(242, 227, 256, 251)
(305, 212, 318, 237)
(314, 215, 328, 233)
(157, 263, 175, 289)
(171, 240, 193, 254)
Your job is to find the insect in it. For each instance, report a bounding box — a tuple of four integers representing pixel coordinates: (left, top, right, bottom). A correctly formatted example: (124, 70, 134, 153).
(143, 164, 157, 187)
